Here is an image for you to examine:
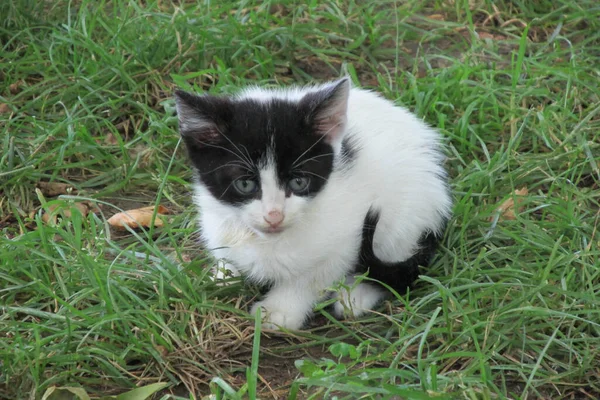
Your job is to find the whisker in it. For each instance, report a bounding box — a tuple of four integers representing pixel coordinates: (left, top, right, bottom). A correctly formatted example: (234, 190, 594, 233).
(291, 134, 328, 168)
(216, 128, 255, 168)
(301, 170, 328, 181)
(203, 161, 255, 175)
(293, 153, 334, 168)
(195, 140, 254, 170)
(239, 143, 254, 167)
(218, 180, 236, 200)
(291, 119, 342, 168)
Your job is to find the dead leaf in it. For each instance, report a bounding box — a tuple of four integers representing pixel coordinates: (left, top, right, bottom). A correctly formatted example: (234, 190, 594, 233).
(269, 3, 286, 15)
(0, 103, 10, 114)
(478, 31, 507, 41)
(104, 132, 119, 145)
(9, 81, 22, 95)
(42, 202, 90, 225)
(85, 201, 102, 214)
(154, 345, 169, 357)
(495, 187, 529, 221)
(37, 182, 76, 197)
(428, 14, 445, 21)
(107, 205, 169, 231)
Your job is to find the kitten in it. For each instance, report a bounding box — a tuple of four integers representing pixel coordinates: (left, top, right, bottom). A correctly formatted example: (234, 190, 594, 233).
(175, 78, 451, 330)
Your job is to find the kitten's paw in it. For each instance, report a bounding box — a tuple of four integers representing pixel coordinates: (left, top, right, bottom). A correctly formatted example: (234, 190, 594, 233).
(333, 283, 385, 319)
(250, 301, 306, 331)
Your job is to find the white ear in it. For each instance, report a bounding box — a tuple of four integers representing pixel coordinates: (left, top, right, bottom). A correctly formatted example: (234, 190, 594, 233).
(300, 78, 350, 145)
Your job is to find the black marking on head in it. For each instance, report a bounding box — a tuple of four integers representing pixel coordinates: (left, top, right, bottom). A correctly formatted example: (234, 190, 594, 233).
(339, 135, 358, 168)
(174, 83, 350, 205)
(298, 78, 349, 144)
(355, 208, 447, 294)
(174, 90, 232, 147)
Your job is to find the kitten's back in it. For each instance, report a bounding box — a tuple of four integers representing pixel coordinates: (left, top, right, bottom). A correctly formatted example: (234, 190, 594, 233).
(343, 87, 451, 262)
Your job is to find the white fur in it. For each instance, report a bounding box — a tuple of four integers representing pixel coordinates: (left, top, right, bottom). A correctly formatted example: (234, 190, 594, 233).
(210, 260, 240, 283)
(332, 276, 386, 319)
(193, 82, 452, 330)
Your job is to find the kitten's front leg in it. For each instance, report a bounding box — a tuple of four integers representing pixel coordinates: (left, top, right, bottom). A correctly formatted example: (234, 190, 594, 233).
(250, 282, 317, 331)
(332, 276, 386, 319)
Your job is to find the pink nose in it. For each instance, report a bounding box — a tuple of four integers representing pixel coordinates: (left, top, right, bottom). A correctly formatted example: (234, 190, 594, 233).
(264, 210, 284, 227)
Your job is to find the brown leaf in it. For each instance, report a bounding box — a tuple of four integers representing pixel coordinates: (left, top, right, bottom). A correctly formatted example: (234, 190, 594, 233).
(155, 345, 169, 357)
(42, 202, 90, 225)
(83, 201, 102, 214)
(104, 132, 119, 146)
(428, 14, 446, 21)
(0, 103, 10, 114)
(496, 187, 529, 221)
(269, 4, 286, 15)
(9, 81, 22, 95)
(478, 31, 507, 41)
(37, 182, 76, 197)
(107, 205, 169, 231)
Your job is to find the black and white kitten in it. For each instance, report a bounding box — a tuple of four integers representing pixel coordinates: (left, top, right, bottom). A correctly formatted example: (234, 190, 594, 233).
(175, 78, 451, 330)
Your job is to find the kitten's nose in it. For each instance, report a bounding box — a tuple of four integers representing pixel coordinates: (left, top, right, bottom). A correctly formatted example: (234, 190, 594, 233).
(264, 210, 284, 227)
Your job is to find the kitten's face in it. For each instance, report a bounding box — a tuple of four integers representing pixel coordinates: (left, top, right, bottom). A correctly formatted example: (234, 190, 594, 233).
(175, 79, 349, 235)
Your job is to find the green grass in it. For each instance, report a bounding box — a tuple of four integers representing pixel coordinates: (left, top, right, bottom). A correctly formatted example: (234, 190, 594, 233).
(1, 0, 599, 399)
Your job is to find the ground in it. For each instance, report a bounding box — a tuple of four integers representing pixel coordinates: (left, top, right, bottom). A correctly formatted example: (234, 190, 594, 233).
(1, 0, 599, 399)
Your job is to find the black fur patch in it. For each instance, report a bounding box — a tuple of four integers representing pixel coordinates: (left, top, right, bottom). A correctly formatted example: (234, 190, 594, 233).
(339, 135, 358, 167)
(355, 209, 446, 293)
(175, 91, 342, 205)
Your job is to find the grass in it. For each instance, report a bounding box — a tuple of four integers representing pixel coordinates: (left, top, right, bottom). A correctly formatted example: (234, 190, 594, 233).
(1, 0, 599, 398)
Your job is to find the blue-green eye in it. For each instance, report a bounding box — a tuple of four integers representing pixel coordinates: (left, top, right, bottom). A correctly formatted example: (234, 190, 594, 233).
(288, 177, 310, 193)
(234, 179, 258, 195)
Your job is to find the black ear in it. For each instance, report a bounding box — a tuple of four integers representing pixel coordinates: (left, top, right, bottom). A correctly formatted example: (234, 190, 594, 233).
(299, 78, 350, 144)
(174, 90, 232, 148)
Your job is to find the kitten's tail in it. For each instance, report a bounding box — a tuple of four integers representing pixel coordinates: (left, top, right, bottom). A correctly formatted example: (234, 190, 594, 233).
(358, 208, 441, 293)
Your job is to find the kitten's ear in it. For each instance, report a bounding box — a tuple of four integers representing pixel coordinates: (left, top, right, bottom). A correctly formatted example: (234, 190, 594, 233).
(174, 90, 231, 148)
(300, 78, 350, 144)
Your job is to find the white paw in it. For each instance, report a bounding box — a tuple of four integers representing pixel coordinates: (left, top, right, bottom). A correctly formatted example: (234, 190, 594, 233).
(332, 282, 385, 319)
(250, 301, 306, 331)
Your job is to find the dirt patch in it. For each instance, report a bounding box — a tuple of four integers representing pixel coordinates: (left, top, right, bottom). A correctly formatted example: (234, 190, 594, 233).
(203, 334, 333, 399)
(159, 317, 340, 399)
(577, 173, 599, 190)
(293, 57, 341, 81)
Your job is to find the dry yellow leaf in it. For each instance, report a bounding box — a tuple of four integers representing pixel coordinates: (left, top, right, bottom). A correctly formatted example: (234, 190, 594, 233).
(496, 187, 529, 220)
(428, 14, 445, 21)
(107, 205, 169, 230)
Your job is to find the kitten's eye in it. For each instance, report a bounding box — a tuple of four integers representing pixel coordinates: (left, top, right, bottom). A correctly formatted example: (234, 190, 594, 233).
(288, 177, 310, 193)
(233, 179, 258, 195)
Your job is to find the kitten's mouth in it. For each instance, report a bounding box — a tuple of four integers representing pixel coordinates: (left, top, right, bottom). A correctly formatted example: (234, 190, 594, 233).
(259, 226, 285, 234)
